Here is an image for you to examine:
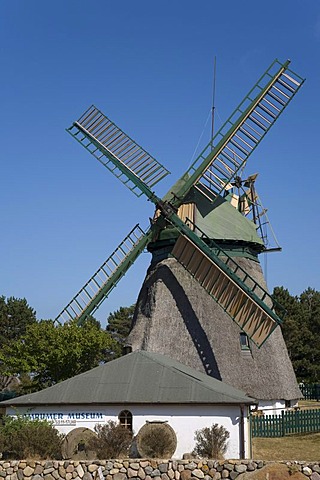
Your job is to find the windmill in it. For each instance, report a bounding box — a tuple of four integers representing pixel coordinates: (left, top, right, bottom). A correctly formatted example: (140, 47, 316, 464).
(55, 59, 304, 402)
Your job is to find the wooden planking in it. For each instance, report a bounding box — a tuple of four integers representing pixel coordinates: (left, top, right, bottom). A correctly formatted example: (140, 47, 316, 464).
(171, 234, 278, 347)
(252, 408, 320, 437)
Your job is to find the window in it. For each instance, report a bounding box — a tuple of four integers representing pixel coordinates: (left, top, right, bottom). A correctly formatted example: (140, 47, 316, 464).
(285, 400, 291, 409)
(118, 410, 133, 431)
(240, 332, 250, 351)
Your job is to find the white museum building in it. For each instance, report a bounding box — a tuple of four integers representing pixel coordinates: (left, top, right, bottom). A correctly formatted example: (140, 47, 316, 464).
(0, 351, 255, 459)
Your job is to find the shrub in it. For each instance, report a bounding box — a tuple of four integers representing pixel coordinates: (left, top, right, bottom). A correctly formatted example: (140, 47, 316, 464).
(136, 422, 177, 458)
(193, 423, 230, 459)
(0, 415, 64, 459)
(88, 421, 133, 458)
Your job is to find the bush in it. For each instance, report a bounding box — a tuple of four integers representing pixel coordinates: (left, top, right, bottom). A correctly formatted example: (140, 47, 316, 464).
(88, 421, 133, 458)
(136, 422, 177, 458)
(0, 415, 64, 459)
(193, 423, 230, 459)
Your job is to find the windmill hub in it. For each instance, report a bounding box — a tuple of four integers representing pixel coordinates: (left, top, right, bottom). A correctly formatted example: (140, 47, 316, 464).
(232, 176, 243, 189)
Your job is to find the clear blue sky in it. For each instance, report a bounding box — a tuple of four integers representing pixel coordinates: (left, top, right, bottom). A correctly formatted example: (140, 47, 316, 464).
(1, 1, 319, 325)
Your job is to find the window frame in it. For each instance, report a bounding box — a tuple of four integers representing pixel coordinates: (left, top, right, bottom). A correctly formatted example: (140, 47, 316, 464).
(118, 409, 133, 431)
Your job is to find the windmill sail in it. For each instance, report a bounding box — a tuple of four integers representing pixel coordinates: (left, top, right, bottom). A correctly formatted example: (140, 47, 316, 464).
(55, 225, 152, 325)
(67, 106, 169, 199)
(172, 59, 304, 205)
(171, 233, 283, 347)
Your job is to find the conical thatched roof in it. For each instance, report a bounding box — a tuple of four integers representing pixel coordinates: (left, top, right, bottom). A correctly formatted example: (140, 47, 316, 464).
(127, 257, 301, 401)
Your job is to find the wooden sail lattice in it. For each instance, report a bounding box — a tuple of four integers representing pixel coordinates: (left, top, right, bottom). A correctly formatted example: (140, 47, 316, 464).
(171, 233, 283, 347)
(55, 225, 151, 325)
(178, 59, 304, 203)
(67, 105, 170, 197)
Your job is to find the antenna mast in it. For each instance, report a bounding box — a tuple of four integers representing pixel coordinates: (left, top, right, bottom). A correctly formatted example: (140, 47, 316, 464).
(211, 56, 217, 148)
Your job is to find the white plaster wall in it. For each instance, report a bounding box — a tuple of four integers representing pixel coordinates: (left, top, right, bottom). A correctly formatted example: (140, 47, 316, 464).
(6, 404, 250, 459)
(255, 399, 300, 415)
(256, 400, 286, 415)
(131, 404, 250, 459)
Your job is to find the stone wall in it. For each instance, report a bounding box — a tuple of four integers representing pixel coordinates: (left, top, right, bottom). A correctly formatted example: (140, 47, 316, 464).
(0, 459, 320, 480)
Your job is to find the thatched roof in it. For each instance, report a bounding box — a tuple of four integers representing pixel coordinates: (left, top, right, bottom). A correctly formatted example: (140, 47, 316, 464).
(127, 257, 301, 401)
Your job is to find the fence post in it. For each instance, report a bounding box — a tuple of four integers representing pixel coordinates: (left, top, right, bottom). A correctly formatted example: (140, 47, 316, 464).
(281, 410, 285, 437)
(249, 411, 253, 459)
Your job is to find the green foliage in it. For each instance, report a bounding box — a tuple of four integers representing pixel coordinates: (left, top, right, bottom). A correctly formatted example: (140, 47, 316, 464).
(0, 296, 36, 348)
(88, 421, 133, 458)
(0, 319, 118, 392)
(193, 423, 230, 459)
(106, 304, 135, 346)
(0, 414, 64, 459)
(81, 315, 101, 329)
(273, 286, 320, 383)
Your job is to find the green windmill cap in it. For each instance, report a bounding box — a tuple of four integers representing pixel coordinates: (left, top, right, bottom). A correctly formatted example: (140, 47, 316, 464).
(162, 176, 263, 247)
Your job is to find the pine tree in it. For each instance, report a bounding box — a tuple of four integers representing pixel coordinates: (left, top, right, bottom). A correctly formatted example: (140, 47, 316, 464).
(106, 305, 135, 346)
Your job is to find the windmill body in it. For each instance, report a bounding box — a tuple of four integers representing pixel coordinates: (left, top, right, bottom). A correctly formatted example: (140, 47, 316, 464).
(127, 189, 301, 409)
(56, 58, 305, 412)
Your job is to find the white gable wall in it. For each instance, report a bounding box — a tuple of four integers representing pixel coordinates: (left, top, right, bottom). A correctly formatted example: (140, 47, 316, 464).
(130, 404, 249, 459)
(5, 404, 250, 459)
(254, 399, 300, 416)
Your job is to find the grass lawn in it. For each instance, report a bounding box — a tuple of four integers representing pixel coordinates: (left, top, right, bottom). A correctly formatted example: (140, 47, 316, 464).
(298, 399, 320, 409)
(252, 432, 320, 461)
(252, 401, 320, 460)
(251, 400, 320, 462)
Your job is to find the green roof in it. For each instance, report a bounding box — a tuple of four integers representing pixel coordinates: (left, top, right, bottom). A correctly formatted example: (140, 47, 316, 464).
(194, 194, 263, 245)
(162, 184, 263, 246)
(0, 351, 254, 406)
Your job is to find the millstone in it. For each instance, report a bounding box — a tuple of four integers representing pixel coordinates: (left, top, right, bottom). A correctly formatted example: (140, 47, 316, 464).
(61, 427, 97, 460)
